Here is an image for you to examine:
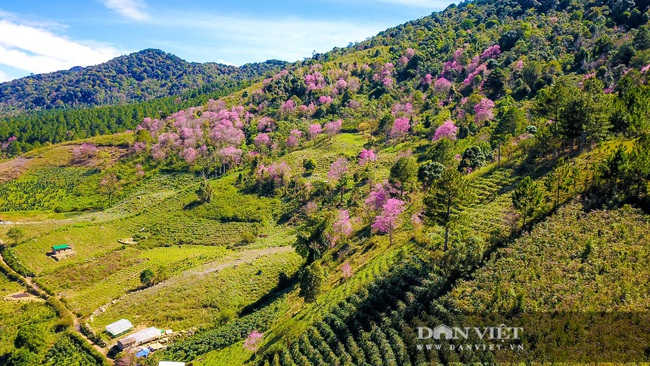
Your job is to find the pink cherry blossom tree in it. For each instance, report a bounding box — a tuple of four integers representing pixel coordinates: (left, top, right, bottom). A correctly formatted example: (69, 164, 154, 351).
(371, 198, 405, 245)
(474, 98, 495, 125)
(286, 129, 303, 149)
(280, 100, 296, 114)
(324, 119, 342, 139)
(328, 157, 349, 181)
(390, 118, 410, 140)
(243, 331, 263, 352)
(254, 133, 271, 149)
(433, 120, 458, 141)
(434, 77, 453, 94)
(329, 209, 353, 247)
(358, 149, 377, 166)
(341, 262, 353, 279)
(309, 124, 323, 140)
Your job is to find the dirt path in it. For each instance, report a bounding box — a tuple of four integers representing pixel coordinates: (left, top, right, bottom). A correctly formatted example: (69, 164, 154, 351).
(0, 253, 111, 362)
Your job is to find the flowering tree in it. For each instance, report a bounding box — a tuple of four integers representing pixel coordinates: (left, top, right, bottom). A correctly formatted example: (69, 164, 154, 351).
(335, 79, 348, 91)
(433, 120, 458, 141)
(218, 146, 243, 168)
(257, 117, 275, 132)
(474, 98, 495, 125)
(182, 147, 198, 165)
(72, 143, 98, 163)
(341, 262, 353, 279)
(243, 331, 263, 352)
(309, 124, 323, 140)
(319, 95, 333, 105)
(286, 129, 303, 149)
(480, 44, 501, 60)
(329, 209, 353, 247)
(328, 157, 349, 181)
(358, 149, 377, 166)
(324, 119, 342, 139)
(254, 133, 271, 149)
(434, 77, 453, 95)
(280, 100, 296, 114)
(371, 198, 405, 245)
(390, 118, 410, 140)
(365, 181, 394, 211)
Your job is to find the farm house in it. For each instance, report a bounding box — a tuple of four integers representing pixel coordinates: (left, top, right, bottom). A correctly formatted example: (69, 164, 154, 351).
(105, 319, 133, 338)
(117, 327, 162, 350)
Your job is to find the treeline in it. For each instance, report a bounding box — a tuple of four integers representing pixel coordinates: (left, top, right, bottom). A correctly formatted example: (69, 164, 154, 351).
(0, 79, 254, 155)
(0, 49, 285, 114)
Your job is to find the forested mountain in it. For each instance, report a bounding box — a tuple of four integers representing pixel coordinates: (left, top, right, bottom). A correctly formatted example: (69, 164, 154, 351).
(0, 49, 286, 115)
(0, 0, 649, 365)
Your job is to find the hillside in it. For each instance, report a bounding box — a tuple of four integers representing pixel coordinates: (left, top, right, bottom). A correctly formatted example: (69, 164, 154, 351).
(0, 0, 649, 365)
(0, 49, 286, 115)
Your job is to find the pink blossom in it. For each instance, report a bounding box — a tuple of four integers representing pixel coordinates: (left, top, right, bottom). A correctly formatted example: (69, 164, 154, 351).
(365, 182, 393, 211)
(433, 120, 458, 141)
(515, 60, 524, 71)
(286, 129, 303, 149)
(641, 64, 650, 73)
(305, 72, 326, 91)
(434, 77, 452, 94)
(72, 143, 98, 162)
(341, 262, 353, 279)
(254, 133, 271, 148)
(303, 201, 317, 216)
(371, 198, 405, 235)
(480, 44, 501, 60)
(405, 48, 416, 58)
(335, 79, 348, 91)
(359, 149, 377, 166)
(382, 77, 394, 88)
(308, 124, 323, 140)
(151, 144, 167, 161)
(219, 146, 243, 166)
(474, 98, 495, 124)
(411, 211, 423, 226)
(328, 157, 349, 181)
(132, 141, 147, 154)
(324, 119, 342, 139)
(463, 64, 487, 86)
(244, 331, 263, 352)
(423, 73, 434, 85)
(390, 117, 410, 139)
(330, 210, 353, 247)
(347, 100, 361, 110)
(182, 147, 197, 164)
(280, 100, 296, 113)
(257, 117, 275, 132)
(398, 55, 410, 66)
(391, 103, 413, 117)
(319, 95, 333, 104)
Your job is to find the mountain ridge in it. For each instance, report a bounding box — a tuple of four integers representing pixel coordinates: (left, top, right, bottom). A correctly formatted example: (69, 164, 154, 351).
(0, 48, 286, 115)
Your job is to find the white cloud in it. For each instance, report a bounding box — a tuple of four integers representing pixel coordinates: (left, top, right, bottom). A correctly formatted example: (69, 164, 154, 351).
(158, 14, 386, 64)
(0, 70, 9, 83)
(0, 18, 122, 76)
(102, 0, 149, 21)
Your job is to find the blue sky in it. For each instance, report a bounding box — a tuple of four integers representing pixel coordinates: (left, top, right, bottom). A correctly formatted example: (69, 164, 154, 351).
(0, 0, 456, 82)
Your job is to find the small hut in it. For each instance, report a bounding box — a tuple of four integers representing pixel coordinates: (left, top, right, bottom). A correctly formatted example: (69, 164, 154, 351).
(52, 244, 72, 254)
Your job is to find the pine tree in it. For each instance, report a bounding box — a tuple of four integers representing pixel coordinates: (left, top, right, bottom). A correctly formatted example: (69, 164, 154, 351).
(512, 176, 544, 228)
